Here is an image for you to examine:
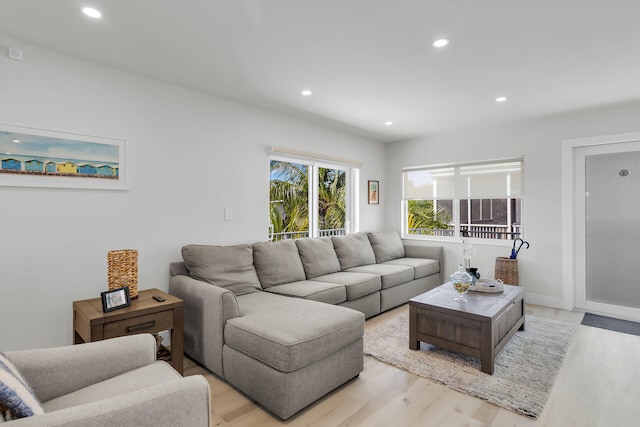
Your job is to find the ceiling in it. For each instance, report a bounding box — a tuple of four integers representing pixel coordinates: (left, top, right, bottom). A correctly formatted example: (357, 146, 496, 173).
(1, 1, 640, 143)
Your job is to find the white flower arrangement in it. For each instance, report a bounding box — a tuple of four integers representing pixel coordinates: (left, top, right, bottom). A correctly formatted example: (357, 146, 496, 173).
(461, 238, 475, 271)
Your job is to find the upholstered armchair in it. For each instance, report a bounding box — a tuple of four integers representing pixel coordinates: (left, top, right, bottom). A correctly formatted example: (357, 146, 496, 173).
(1, 334, 210, 426)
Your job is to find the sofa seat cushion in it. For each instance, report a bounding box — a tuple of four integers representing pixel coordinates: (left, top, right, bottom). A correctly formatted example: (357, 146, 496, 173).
(332, 233, 377, 270)
(383, 258, 440, 279)
(265, 281, 346, 305)
(42, 362, 180, 412)
(252, 240, 306, 288)
(235, 291, 295, 316)
(182, 244, 262, 296)
(345, 264, 414, 289)
(224, 300, 364, 372)
(295, 237, 341, 279)
(311, 272, 381, 300)
(367, 230, 406, 263)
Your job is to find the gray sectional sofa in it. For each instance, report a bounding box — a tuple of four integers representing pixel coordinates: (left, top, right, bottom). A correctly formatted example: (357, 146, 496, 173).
(169, 230, 443, 420)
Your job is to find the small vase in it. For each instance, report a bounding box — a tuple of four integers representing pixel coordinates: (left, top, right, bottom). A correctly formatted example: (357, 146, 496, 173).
(450, 264, 473, 303)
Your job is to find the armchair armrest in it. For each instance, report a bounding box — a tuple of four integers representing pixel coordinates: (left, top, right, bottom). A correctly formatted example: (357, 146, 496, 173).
(402, 243, 445, 284)
(7, 334, 156, 403)
(8, 376, 211, 427)
(169, 272, 239, 377)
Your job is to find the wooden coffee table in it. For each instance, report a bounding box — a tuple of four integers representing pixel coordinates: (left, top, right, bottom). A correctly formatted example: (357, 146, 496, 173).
(409, 283, 525, 374)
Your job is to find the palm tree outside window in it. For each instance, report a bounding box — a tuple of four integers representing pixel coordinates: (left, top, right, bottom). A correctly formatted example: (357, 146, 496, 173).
(270, 159, 354, 241)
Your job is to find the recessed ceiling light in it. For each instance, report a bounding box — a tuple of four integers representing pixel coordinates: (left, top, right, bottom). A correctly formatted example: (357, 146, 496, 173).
(301, 90, 312, 96)
(385, 121, 393, 126)
(433, 38, 450, 48)
(82, 7, 102, 19)
(496, 96, 507, 102)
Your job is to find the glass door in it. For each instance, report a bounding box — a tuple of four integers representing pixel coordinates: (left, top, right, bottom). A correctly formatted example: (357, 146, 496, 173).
(574, 140, 640, 319)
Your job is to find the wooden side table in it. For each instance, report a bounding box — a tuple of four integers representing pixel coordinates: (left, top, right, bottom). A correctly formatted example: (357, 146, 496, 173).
(73, 288, 184, 375)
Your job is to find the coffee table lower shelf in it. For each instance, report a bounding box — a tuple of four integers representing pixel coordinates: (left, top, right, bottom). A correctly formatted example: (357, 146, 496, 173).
(409, 283, 525, 374)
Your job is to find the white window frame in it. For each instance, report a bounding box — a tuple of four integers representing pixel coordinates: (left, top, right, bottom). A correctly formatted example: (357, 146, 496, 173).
(402, 158, 524, 245)
(269, 153, 359, 240)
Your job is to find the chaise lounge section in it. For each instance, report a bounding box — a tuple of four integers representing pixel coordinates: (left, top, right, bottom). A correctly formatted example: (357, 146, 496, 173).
(169, 230, 443, 419)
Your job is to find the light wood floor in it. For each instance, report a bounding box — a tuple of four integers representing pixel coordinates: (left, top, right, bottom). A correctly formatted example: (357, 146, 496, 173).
(183, 304, 640, 427)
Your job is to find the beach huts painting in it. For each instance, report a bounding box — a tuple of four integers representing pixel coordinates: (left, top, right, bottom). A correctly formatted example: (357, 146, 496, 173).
(0, 123, 126, 190)
(1, 158, 21, 171)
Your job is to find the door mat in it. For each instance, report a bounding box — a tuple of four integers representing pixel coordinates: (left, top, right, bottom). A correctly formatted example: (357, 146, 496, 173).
(581, 313, 640, 336)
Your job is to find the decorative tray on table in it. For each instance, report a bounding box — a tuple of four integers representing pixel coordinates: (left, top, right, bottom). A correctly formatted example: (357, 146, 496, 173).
(469, 279, 504, 293)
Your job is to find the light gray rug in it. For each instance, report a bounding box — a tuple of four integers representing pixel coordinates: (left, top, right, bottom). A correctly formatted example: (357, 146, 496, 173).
(364, 312, 576, 418)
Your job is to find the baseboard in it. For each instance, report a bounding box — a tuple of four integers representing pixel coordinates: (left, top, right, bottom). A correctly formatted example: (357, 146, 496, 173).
(524, 292, 564, 309)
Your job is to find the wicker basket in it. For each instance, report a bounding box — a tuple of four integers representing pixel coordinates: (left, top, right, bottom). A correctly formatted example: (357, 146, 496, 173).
(108, 249, 139, 299)
(495, 257, 519, 286)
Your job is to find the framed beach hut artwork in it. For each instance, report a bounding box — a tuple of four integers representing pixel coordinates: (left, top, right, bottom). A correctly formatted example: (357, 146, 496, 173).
(0, 122, 127, 190)
(368, 180, 379, 204)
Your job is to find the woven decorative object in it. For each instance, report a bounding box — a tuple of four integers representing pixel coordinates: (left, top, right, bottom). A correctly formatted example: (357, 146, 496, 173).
(495, 257, 519, 285)
(469, 279, 505, 293)
(108, 249, 139, 299)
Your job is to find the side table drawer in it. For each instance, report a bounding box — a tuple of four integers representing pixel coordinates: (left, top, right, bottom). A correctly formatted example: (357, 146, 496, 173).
(104, 310, 174, 339)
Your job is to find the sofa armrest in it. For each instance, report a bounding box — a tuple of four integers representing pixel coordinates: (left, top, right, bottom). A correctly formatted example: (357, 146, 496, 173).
(7, 334, 156, 403)
(8, 376, 211, 427)
(402, 243, 445, 284)
(169, 273, 239, 377)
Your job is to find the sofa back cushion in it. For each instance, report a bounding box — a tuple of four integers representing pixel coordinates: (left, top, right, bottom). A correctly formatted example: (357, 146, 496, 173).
(368, 230, 406, 263)
(295, 237, 341, 279)
(182, 244, 262, 295)
(252, 240, 306, 288)
(331, 232, 376, 270)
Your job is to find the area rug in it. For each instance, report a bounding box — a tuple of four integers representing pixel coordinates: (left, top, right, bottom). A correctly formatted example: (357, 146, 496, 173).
(581, 313, 640, 336)
(363, 312, 576, 418)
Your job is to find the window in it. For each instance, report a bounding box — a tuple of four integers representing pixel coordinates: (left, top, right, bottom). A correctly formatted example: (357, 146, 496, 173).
(269, 148, 359, 241)
(269, 159, 310, 240)
(403, 159, 523, 241)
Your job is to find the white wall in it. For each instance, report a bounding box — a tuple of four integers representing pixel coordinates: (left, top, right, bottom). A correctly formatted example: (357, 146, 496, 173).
(0, 36, 386, 351)
(385, 100, 640, 307)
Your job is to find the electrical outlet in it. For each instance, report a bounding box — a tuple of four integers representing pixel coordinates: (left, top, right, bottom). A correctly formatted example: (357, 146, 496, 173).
(8, 47, 23, 61)
(224, 207, 233, 221)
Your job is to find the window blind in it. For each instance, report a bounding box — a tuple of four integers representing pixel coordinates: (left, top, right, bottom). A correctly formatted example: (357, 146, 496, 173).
(403, 159, 523, 199)
(269, 146, 364, 168)
(403, 167, 456, 199)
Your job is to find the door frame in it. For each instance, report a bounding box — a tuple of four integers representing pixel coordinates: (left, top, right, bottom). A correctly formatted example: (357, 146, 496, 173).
(561, 131, 640, 319)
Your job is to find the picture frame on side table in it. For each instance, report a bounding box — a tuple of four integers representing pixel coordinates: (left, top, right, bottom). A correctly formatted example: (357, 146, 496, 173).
(368, 180, 379, 204)
(101, 287, 131, 313)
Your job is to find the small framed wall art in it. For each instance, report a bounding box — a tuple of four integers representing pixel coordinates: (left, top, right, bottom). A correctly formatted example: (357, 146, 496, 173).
(368, 180, 379, 204)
